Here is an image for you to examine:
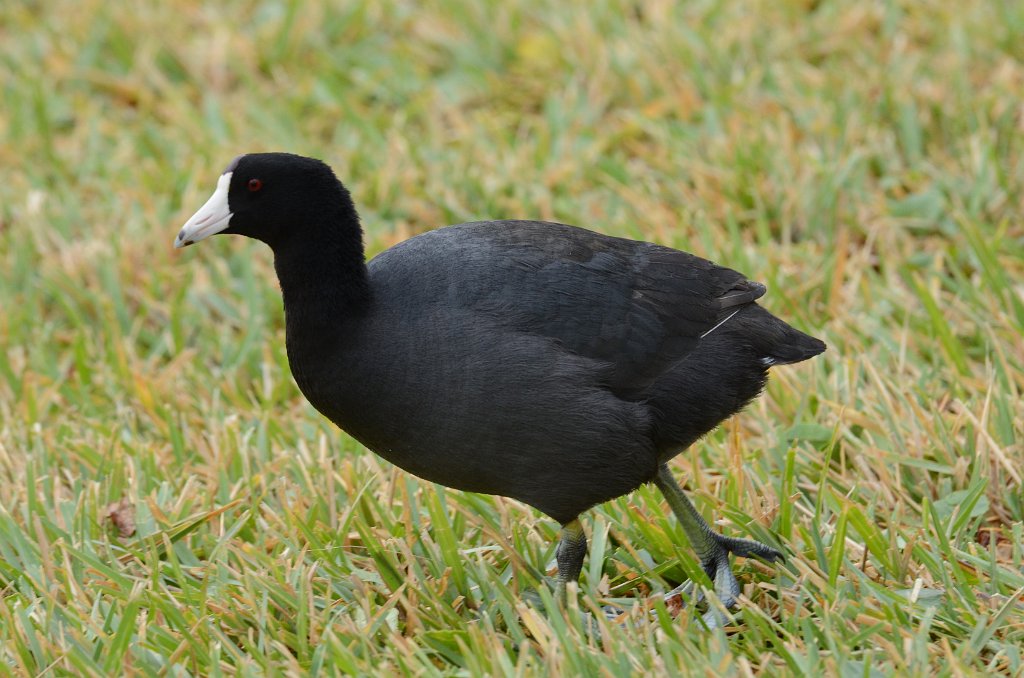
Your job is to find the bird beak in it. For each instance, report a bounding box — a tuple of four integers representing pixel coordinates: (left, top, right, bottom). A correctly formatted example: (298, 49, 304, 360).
(175, 172, 233, 248)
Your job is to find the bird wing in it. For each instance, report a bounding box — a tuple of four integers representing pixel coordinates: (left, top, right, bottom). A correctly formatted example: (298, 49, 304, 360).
(447, 221, 766, 394)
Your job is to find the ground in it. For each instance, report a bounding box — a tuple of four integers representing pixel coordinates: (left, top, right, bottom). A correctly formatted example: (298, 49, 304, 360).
(0, 0, 1022, 674)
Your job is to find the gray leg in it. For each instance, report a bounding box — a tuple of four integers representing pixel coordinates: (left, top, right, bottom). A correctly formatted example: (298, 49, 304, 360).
(553, 519, 587, 607)
(653, 464, 782, 619)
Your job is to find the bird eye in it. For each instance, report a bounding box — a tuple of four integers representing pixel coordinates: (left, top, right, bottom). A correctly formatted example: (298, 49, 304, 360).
(248, 178, 263, 192)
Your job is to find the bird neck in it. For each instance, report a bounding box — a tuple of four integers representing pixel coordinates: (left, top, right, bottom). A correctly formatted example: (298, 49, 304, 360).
(271, 210, 371, 334)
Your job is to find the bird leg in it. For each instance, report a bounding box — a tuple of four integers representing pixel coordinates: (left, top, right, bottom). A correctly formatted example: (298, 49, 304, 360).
(553, 519, 587, 607)
(653, 463, 782, 623)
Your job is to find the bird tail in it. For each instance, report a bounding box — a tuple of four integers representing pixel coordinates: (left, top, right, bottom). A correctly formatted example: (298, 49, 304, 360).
(735, 304, 826, 366)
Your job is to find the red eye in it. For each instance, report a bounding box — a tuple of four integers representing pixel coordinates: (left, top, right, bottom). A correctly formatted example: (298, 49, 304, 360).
(248, 178, 263, 192)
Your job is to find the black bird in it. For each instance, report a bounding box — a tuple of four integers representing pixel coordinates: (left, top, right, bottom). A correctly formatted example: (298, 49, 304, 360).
(176, 152, 825, 617)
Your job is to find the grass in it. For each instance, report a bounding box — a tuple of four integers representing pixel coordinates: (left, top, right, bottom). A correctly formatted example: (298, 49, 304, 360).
(1, 0, 1022, 674)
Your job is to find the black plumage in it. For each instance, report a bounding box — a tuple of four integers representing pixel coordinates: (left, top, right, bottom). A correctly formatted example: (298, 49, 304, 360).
(177, 153, 826, 617)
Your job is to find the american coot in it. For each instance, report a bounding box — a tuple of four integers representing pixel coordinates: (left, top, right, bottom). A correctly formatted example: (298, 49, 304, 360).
(176, 153, 825, 616)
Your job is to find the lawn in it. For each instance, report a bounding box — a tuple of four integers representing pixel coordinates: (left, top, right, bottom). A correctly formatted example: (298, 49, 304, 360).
(1, 0, 1022, 674)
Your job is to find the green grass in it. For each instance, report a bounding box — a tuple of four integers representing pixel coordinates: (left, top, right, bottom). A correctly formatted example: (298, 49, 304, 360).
(1, 0, 1022, 674)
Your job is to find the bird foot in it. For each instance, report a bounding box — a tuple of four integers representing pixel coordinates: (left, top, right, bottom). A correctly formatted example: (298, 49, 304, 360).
(664, 532, 783, 628)
(521, 580, 623, 635)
